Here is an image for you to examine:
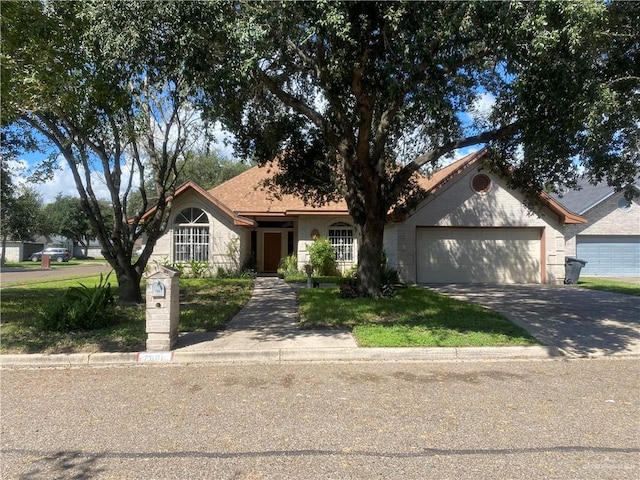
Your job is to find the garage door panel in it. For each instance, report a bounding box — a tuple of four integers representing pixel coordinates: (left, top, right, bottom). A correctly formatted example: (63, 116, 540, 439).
(417, 227, 541, 284)
(577, 236, 640, 276)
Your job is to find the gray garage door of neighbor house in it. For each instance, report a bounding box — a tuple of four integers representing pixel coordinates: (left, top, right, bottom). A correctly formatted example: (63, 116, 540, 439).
(416, 227, 542, 283)
(577, 235, 640, 276)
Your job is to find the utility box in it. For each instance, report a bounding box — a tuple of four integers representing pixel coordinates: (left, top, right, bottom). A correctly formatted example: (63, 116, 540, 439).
(145, 265, 182, 351)
(41, 254, 50, 270)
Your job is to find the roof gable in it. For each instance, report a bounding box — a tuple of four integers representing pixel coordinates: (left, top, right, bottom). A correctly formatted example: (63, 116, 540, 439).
(140, 182, 256, 227)
(410, 149, 586, 225)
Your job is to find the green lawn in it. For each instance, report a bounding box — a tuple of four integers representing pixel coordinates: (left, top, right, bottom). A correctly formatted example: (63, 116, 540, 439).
(298, 286, 539, 347)
(0, 276, 253, 354)
(578, 277, 640, 297)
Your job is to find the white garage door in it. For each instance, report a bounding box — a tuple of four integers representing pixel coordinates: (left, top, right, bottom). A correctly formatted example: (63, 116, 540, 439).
(417, 227, 542, 284)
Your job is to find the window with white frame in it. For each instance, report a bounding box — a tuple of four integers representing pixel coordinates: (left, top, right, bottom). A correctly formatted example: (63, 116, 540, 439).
(173, 208, 209, 263)
(329, 222, 354, 262)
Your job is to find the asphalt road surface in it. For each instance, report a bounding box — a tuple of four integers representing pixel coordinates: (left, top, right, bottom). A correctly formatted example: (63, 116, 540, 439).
(1, 358, 638, 479)
(0, 264, 113, 285)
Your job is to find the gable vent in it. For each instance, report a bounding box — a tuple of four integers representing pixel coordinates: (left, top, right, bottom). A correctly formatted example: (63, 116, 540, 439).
(472, 174, 492, 194)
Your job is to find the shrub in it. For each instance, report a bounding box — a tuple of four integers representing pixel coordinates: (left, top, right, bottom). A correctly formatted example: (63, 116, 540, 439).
(380, 250, 400, 285)
(188, 260, 209, 278)
(278, 254, 299, 276)
(37, 273, 116, 332)
(307, 237, 337, 276)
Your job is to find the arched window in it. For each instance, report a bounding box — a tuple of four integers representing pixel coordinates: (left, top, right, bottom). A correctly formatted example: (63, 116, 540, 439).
(328, 222, 354, 262)
(173, 208, 209, 262)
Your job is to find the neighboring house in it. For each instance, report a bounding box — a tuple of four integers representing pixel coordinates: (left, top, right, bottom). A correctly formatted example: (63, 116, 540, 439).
(551, 177, 640, 277)
(2, 241, 45, 262)
(145, 149, 587, 284)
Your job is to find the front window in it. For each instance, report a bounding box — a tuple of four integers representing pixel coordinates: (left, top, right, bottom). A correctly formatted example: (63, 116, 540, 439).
(173, 208, 209, 263)
(329, 222, 354, 262)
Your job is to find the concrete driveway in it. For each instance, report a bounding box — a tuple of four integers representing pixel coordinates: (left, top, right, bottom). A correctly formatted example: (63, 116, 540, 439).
(426, 284, 640, 357)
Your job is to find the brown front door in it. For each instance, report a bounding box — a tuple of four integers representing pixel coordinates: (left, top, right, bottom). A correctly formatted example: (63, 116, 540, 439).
(263, 233, 282, 272)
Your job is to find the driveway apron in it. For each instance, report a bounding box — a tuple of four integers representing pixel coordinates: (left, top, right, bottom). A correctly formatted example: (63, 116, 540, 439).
(426, 284, 640, 357)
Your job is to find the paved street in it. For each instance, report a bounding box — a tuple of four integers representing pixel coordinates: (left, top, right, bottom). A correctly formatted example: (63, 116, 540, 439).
(0, 264, 113, 285)
(1, 359, 638, 479)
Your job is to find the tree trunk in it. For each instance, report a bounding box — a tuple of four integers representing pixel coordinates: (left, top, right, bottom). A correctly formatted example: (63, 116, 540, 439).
(355, 208, 386, 297)
(1, 233, 7, 265)
(112, 263, 144, 305)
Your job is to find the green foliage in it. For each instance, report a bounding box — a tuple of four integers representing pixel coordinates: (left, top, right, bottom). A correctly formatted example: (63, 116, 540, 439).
(187, 260, 209, 278)
(225, 237, 241, 272)
(380, 250, 400, 286)
(578, 278, 640, 297)
(307, 237, 337, 276)
(0, 185, 45, 243)
(179, 277, 253, 331)
(41, 195, 114, 256)
(36, 273, 116, 332)
(277, 254, 299, 276)
(216, 266, 256, 279)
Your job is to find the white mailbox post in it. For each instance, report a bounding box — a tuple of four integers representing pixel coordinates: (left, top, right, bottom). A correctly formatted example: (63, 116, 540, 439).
(145, 265, 181, 351)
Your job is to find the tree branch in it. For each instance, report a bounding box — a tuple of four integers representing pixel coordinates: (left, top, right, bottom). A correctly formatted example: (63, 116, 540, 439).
(389, 122, 519, 199)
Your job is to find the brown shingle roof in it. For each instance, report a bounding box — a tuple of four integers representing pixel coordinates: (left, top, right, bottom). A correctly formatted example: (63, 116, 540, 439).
(208, 164, 348, 216)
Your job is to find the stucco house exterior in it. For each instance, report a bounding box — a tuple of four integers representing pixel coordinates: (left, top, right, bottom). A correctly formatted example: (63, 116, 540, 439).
(145, 149, 587, 284)
(551, 177, 640, 277)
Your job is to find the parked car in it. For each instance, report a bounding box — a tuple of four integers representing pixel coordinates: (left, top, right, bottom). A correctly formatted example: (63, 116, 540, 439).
(30, 247, 71, 263)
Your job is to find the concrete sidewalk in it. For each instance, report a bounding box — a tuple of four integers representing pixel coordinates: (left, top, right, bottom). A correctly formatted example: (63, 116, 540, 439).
(1, 277, 561, 367)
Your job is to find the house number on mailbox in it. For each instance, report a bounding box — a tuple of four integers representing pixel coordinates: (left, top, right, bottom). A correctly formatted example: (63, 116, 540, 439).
(152, 280, 166, 298)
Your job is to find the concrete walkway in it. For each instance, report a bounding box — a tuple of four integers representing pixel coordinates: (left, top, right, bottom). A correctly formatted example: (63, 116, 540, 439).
(175, 276, 357, 351)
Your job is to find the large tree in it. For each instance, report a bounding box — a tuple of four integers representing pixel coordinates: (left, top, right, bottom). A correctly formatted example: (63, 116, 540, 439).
(42, 195, 114, 258)
(188, 0, 638, 296)
(0, 182, 46, 264)
(1, 1, 211, 302)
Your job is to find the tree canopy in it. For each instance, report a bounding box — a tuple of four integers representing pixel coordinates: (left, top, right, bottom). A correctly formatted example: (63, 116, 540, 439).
(187, 0, 638, 294)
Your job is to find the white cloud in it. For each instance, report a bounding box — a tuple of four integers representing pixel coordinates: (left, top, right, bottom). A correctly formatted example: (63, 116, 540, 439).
(193, 120, 238, 160)
(14, 154, 140, 204)
(470, 92, 496, 122)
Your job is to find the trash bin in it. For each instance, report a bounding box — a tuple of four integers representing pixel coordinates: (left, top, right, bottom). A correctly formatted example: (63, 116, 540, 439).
(564, 257, 587, 284)
(41, 254, 50, 270)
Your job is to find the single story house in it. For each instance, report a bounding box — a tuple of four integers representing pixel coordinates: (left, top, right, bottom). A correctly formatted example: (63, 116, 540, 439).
(146, 149, 588, 284)
(551, 177, 640, 277)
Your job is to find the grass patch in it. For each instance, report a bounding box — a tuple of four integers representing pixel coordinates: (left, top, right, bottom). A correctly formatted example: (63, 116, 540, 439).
(299, 286, 539, 347)
(284, 274, 343, 285)
(578, 277, 640, 297)
(179, 277, 253, 331)
(1, 276, 253, 354)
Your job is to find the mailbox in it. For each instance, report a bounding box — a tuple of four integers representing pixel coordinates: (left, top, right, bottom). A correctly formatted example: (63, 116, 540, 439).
(144, 265, 181, 351)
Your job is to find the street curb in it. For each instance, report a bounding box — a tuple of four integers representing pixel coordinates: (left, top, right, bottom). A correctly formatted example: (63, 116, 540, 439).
(0, 345, 563, 367)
